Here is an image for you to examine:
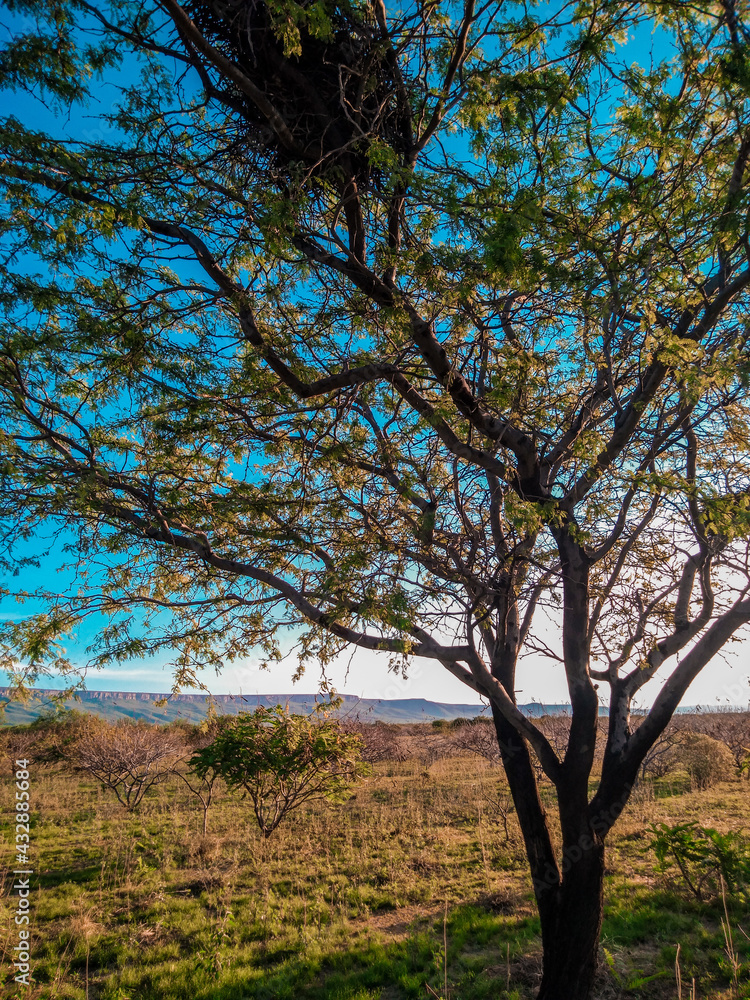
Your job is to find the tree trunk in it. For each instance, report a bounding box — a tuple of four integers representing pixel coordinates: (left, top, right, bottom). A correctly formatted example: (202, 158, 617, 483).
(536, 836, 605, 1000)
(490, 706, 604, 998)
(491, 681, 606, 1000)
(487, 569, 606, 1000)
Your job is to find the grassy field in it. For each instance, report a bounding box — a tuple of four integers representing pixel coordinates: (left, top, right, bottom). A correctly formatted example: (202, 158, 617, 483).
(1, 736, 749, 1000)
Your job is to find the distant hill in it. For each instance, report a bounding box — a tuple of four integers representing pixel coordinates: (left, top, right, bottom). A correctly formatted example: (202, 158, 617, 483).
(0, 687, 577, 726)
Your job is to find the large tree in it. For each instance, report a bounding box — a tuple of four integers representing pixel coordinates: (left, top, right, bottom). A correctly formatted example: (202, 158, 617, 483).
(2, 0, 750, 995)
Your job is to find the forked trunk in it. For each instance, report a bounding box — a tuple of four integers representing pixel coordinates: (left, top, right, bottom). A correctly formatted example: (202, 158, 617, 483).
(490, 705, 606, 1000)
(536, 837, 605, 1000)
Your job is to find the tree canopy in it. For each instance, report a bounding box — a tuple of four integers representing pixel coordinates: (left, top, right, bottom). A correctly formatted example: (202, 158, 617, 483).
(3, 0, 750, 995)
(190, 705, 368, 837)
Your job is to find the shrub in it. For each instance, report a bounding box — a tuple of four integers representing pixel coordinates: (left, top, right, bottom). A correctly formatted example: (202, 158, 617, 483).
(669, 732, 736, 790)
(66, 718, 186, 810)
(680, 711, 750, 775)
(0, 709, 89, 771)
(538, 714, 572, 759)
(411, 724, 459, 765)
(449, 720, 502, 765)
(649, 821, 750, 902)
(190, 706, 369, 837)
(339, 720, 410, 763)
(0, 723, 44, 774)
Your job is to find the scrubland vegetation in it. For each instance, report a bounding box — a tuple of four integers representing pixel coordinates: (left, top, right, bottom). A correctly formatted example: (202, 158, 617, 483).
(0, 711, 749, 1000)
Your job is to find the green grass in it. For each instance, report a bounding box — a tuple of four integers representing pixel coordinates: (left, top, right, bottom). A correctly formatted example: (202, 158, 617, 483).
(0, 750, 748, 998)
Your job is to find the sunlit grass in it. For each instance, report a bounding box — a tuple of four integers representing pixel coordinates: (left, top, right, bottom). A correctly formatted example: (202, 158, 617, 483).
(0, 746, 748, 998)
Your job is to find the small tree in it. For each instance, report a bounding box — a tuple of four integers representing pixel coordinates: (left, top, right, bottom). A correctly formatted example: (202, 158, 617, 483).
(190, 706, 369, 838)
(176, 719, 227, 836)
(68, 719, 185, 811)
(450, 719, 503, 766)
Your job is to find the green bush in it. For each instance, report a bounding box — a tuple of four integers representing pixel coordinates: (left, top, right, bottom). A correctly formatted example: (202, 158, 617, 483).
(190, 705, 370, 837)
(649, 821, 750, 902)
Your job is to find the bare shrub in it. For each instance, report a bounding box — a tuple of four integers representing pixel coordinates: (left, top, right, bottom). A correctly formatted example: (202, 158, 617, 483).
(346, 721, 440, 766)
(450, 719, 502, 765)
(165, 716, 229, 835)
(409, 724, 459, 765)
(0, 710, 88, 772)
(538, 714, 572, 759)
(66, 719, 186, 810)
(486, 791, 517, 841)
(633, 721, 690, 782)
(629, 719, 737, 788)
(523, 714, 572, 780)
(176, 766, 219, 836)
(340, 720, 411, 763)
(0, 725, 43, 774)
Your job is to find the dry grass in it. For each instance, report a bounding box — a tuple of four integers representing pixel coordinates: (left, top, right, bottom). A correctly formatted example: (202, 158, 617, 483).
(0, 724, 747, 999)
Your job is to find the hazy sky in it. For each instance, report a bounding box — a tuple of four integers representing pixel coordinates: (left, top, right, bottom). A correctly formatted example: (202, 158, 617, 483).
(6, 629, 746, 711)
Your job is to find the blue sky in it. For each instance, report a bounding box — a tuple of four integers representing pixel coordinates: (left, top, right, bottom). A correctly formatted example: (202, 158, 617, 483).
(1, 5, 749, 710)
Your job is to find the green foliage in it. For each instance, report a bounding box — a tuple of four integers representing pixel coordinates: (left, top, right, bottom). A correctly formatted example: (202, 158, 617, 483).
(601, 947, 668, 990)
(190, 706, 369, 837)
(5, 3, 750, 988)
(195, 902, 235, 980)
(649, 821, 750, 902)
(2, 0, 750, 712)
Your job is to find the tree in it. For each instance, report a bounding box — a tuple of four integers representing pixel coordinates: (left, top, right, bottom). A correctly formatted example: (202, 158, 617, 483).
(449, 718, 503, 765)
(176, 717, 226, 835)
(178, 764, 218, 836)
(2, 0, 750, 994)
(67, 719, 185, 811)
(189, 706, 369, 837)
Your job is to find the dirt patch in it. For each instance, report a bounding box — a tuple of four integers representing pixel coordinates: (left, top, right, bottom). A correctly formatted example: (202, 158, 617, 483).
(356, 902, 446, 939)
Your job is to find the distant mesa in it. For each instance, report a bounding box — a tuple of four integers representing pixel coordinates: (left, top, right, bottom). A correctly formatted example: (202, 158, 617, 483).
(0, 687, 576, 726)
